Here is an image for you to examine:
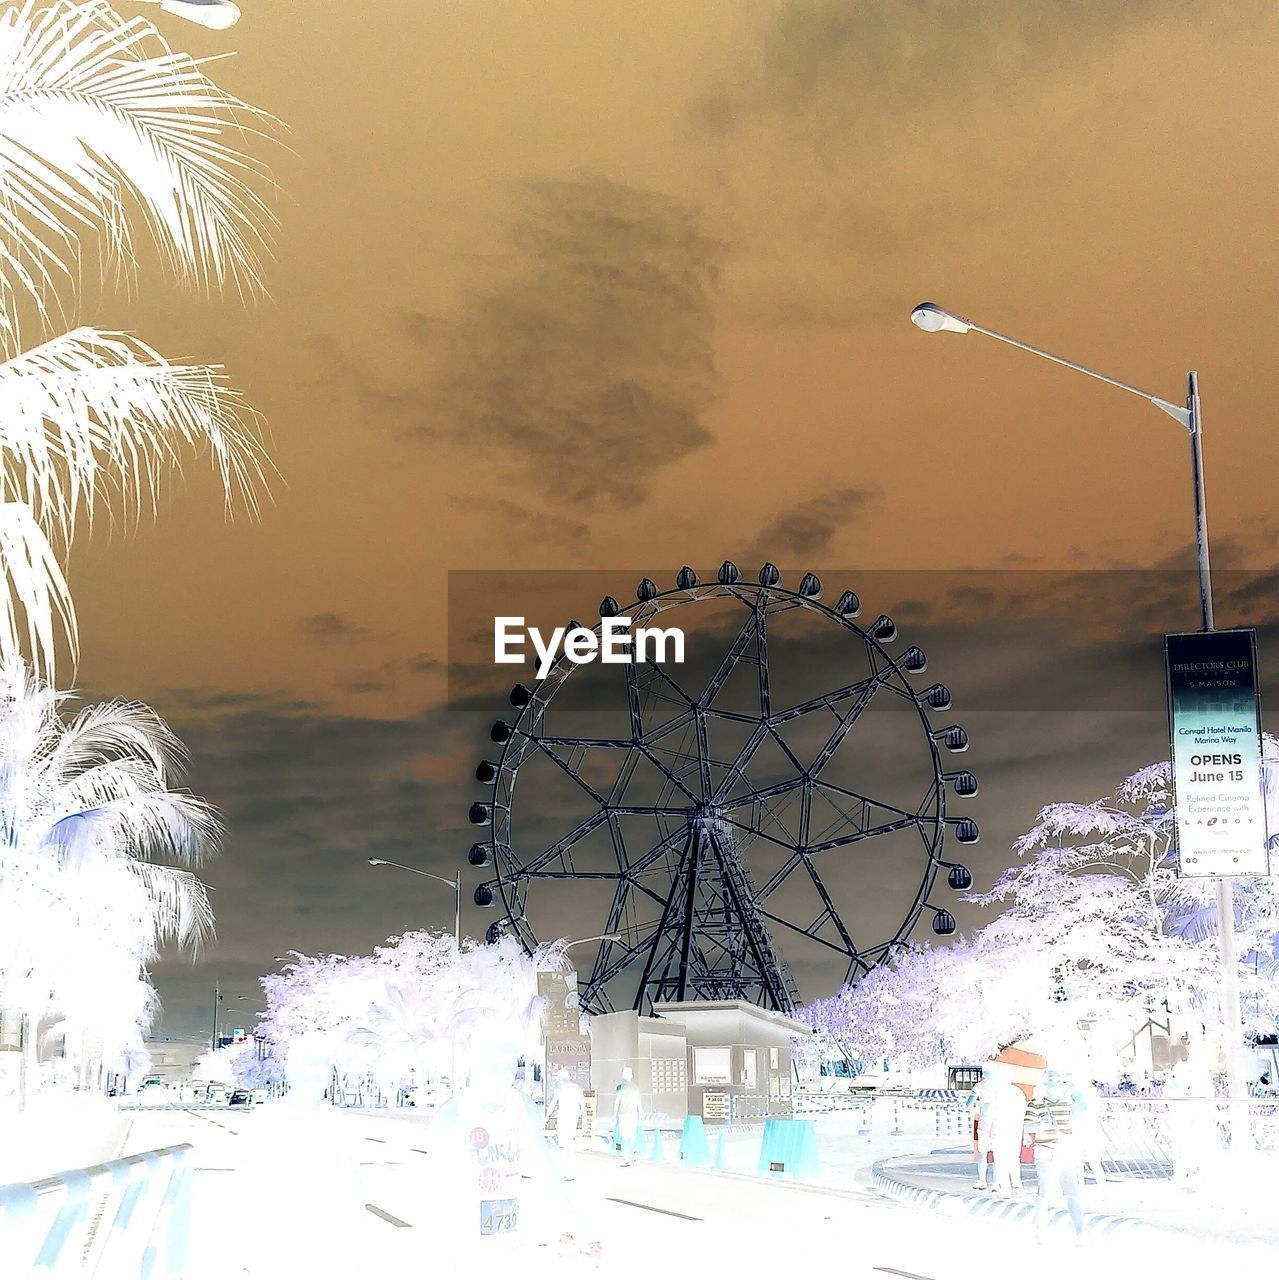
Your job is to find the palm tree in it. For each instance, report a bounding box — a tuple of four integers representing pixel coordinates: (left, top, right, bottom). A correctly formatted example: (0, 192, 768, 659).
(0, 658, 219, 1103)
(0, 0, 276, 676)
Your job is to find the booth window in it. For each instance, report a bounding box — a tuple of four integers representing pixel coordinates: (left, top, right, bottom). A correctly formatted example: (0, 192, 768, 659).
(741, 1049, 758, 1090)
(693, 1046, 731, 1084)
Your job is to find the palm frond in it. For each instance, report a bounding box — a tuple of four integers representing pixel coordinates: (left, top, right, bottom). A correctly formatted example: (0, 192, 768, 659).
(128, 858, 214, 950)
(0, 0, 278, 345)
(0, 327, 269, 542)
(0, 501, 76, 680)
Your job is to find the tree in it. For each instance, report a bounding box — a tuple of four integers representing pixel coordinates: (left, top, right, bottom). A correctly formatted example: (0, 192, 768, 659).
(0, 0, 276, 676)
(0, 659, 218, 1099)
(799, 742, 1279, 1074)
(258, 933, 566, 1098)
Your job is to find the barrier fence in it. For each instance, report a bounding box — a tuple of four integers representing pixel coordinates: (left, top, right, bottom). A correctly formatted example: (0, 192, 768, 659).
(0, 1143, 193, 1277)
(1096, 1097, 1279, 1179)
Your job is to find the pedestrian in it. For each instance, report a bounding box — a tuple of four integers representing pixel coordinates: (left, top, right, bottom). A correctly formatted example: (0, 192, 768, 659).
(1070, 1076, 1108, 1184)
(547, 1067, 585, 1150)
(970, 1062, 1001, 1190)
(1024, 1069, 1085, 1242)
(612, 1066, 642, 1166)
(988, 1070, 1028, 1196)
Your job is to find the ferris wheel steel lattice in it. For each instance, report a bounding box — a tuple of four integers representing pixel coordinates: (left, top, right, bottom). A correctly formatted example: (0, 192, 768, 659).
(465, 562, 979, 1016)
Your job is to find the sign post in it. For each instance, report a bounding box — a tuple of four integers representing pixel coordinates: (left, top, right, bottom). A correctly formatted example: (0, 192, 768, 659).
(1166, 627, 1269, 1099)
(1165, 628, 1269, 877)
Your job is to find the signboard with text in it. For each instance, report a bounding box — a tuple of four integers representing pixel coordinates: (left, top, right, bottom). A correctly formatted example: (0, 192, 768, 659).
(1165, 628, 1269, 877)
(538, 969, 591, 1097)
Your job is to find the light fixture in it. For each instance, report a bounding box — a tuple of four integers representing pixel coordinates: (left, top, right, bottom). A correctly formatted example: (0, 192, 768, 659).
(137, 0, 241, 30)
(910, 302, 972, 334)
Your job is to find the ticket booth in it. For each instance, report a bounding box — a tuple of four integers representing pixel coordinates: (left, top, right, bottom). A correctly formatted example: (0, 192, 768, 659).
(657, 1000, 810, 1125)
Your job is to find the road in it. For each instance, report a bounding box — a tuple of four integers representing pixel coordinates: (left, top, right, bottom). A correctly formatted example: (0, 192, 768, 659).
(116, 1104, 1260, 1278)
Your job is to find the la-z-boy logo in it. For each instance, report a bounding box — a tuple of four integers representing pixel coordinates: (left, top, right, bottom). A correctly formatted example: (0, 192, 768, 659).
(495, 616, 685, 679)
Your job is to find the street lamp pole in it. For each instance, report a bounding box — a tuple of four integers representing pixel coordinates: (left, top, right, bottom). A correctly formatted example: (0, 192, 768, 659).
(367, 858, 464, 1096)
(910, 303, 1244, 1097)
(367, 859, 461, 948)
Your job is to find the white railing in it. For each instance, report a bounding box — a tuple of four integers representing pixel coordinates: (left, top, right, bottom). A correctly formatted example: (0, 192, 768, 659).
(1097, 1097, 1279, 1179)
(0, 1143, 193, 1277)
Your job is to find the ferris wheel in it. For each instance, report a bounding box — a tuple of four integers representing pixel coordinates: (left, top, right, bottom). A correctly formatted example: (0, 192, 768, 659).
(465, 562, 979, 1016)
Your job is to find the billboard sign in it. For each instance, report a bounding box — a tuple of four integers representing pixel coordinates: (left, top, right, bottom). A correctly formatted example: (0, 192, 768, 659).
(538, 969, 591, 1096)
(1165, 628, 1269, 877)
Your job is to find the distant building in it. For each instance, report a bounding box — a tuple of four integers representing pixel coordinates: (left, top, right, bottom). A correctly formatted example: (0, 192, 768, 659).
(145, 1037, 205, 1084)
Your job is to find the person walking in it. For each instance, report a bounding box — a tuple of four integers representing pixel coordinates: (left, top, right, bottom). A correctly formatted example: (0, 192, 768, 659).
(970, 1063, 1001, 1190)
(612, 1066, 642, 1166)
(547, 1068, 586, 1150)
(988, 1070, 1029, 1196)
(1024, 1070, 1085, 1242)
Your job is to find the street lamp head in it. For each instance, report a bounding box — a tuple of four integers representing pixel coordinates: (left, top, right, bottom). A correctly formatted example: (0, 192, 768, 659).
(368, 858, 386, 866)
(910, 302, 971, 334)
(143, 0, 242, 31)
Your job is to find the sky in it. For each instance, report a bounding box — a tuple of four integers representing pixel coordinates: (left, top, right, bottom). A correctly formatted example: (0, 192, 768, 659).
(54, 1, 1279, 1038)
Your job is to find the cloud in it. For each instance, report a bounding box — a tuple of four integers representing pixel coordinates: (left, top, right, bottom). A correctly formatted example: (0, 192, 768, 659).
(300, 612, 374, 645)
(448, 496, 590, 548)
(340, 652, 442, 696)
(692, 0, 1223, 146)
(427, 176, 723, 503)
(746, 487, 878, 562)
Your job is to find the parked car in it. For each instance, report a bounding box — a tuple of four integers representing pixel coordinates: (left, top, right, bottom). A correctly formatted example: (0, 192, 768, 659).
(137, 1077, 168, 1094)
(228, 1089, 252, 1106)
(249, 1088, 268, 1105)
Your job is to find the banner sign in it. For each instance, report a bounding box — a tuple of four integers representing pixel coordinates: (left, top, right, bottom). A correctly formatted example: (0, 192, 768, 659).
(1165, 628, 1269, 877)
(538, 969, 591, 1097)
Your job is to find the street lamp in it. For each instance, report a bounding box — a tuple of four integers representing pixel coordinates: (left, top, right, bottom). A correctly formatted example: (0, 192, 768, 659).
(563, 933, 621, 953)
(367, 858, 462, 947)
(911, 300, 1243, 1095)
(135, 0, 241, 30)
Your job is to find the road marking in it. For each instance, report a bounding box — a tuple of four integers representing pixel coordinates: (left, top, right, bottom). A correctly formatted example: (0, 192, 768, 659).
(365, 1137, 387, 1143)
(365, 1203, 411, 1228)
(182, 1108, 239, 1135)
(874, 1269, 936, 1280)
(606, 1197, 702, 1222)
(410, 1148, 431, 1155)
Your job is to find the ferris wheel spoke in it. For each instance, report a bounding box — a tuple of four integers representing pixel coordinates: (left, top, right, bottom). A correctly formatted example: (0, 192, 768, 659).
(806, 816, 921, 854)
(754, 903, 860, 959)
(709, 718, 771, 804)
(717, 777, 805, 810)
(697, 608, 759, 708)
(634, 743, 701, 806)
(624, 660, 643, 740)
(810, 776, 930, 823)
(718, 811, 803, 856)
(515, 810, 612, 878)
(769, 674, 882, 726)
(531, 742, 610, 807)
(756, 600, 771, 719)
(794, 851, 861, 956)
(809, 664, 900, 776)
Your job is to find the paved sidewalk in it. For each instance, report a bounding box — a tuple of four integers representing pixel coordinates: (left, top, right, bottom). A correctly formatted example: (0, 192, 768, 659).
(872, 1144, 1279, 1252)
